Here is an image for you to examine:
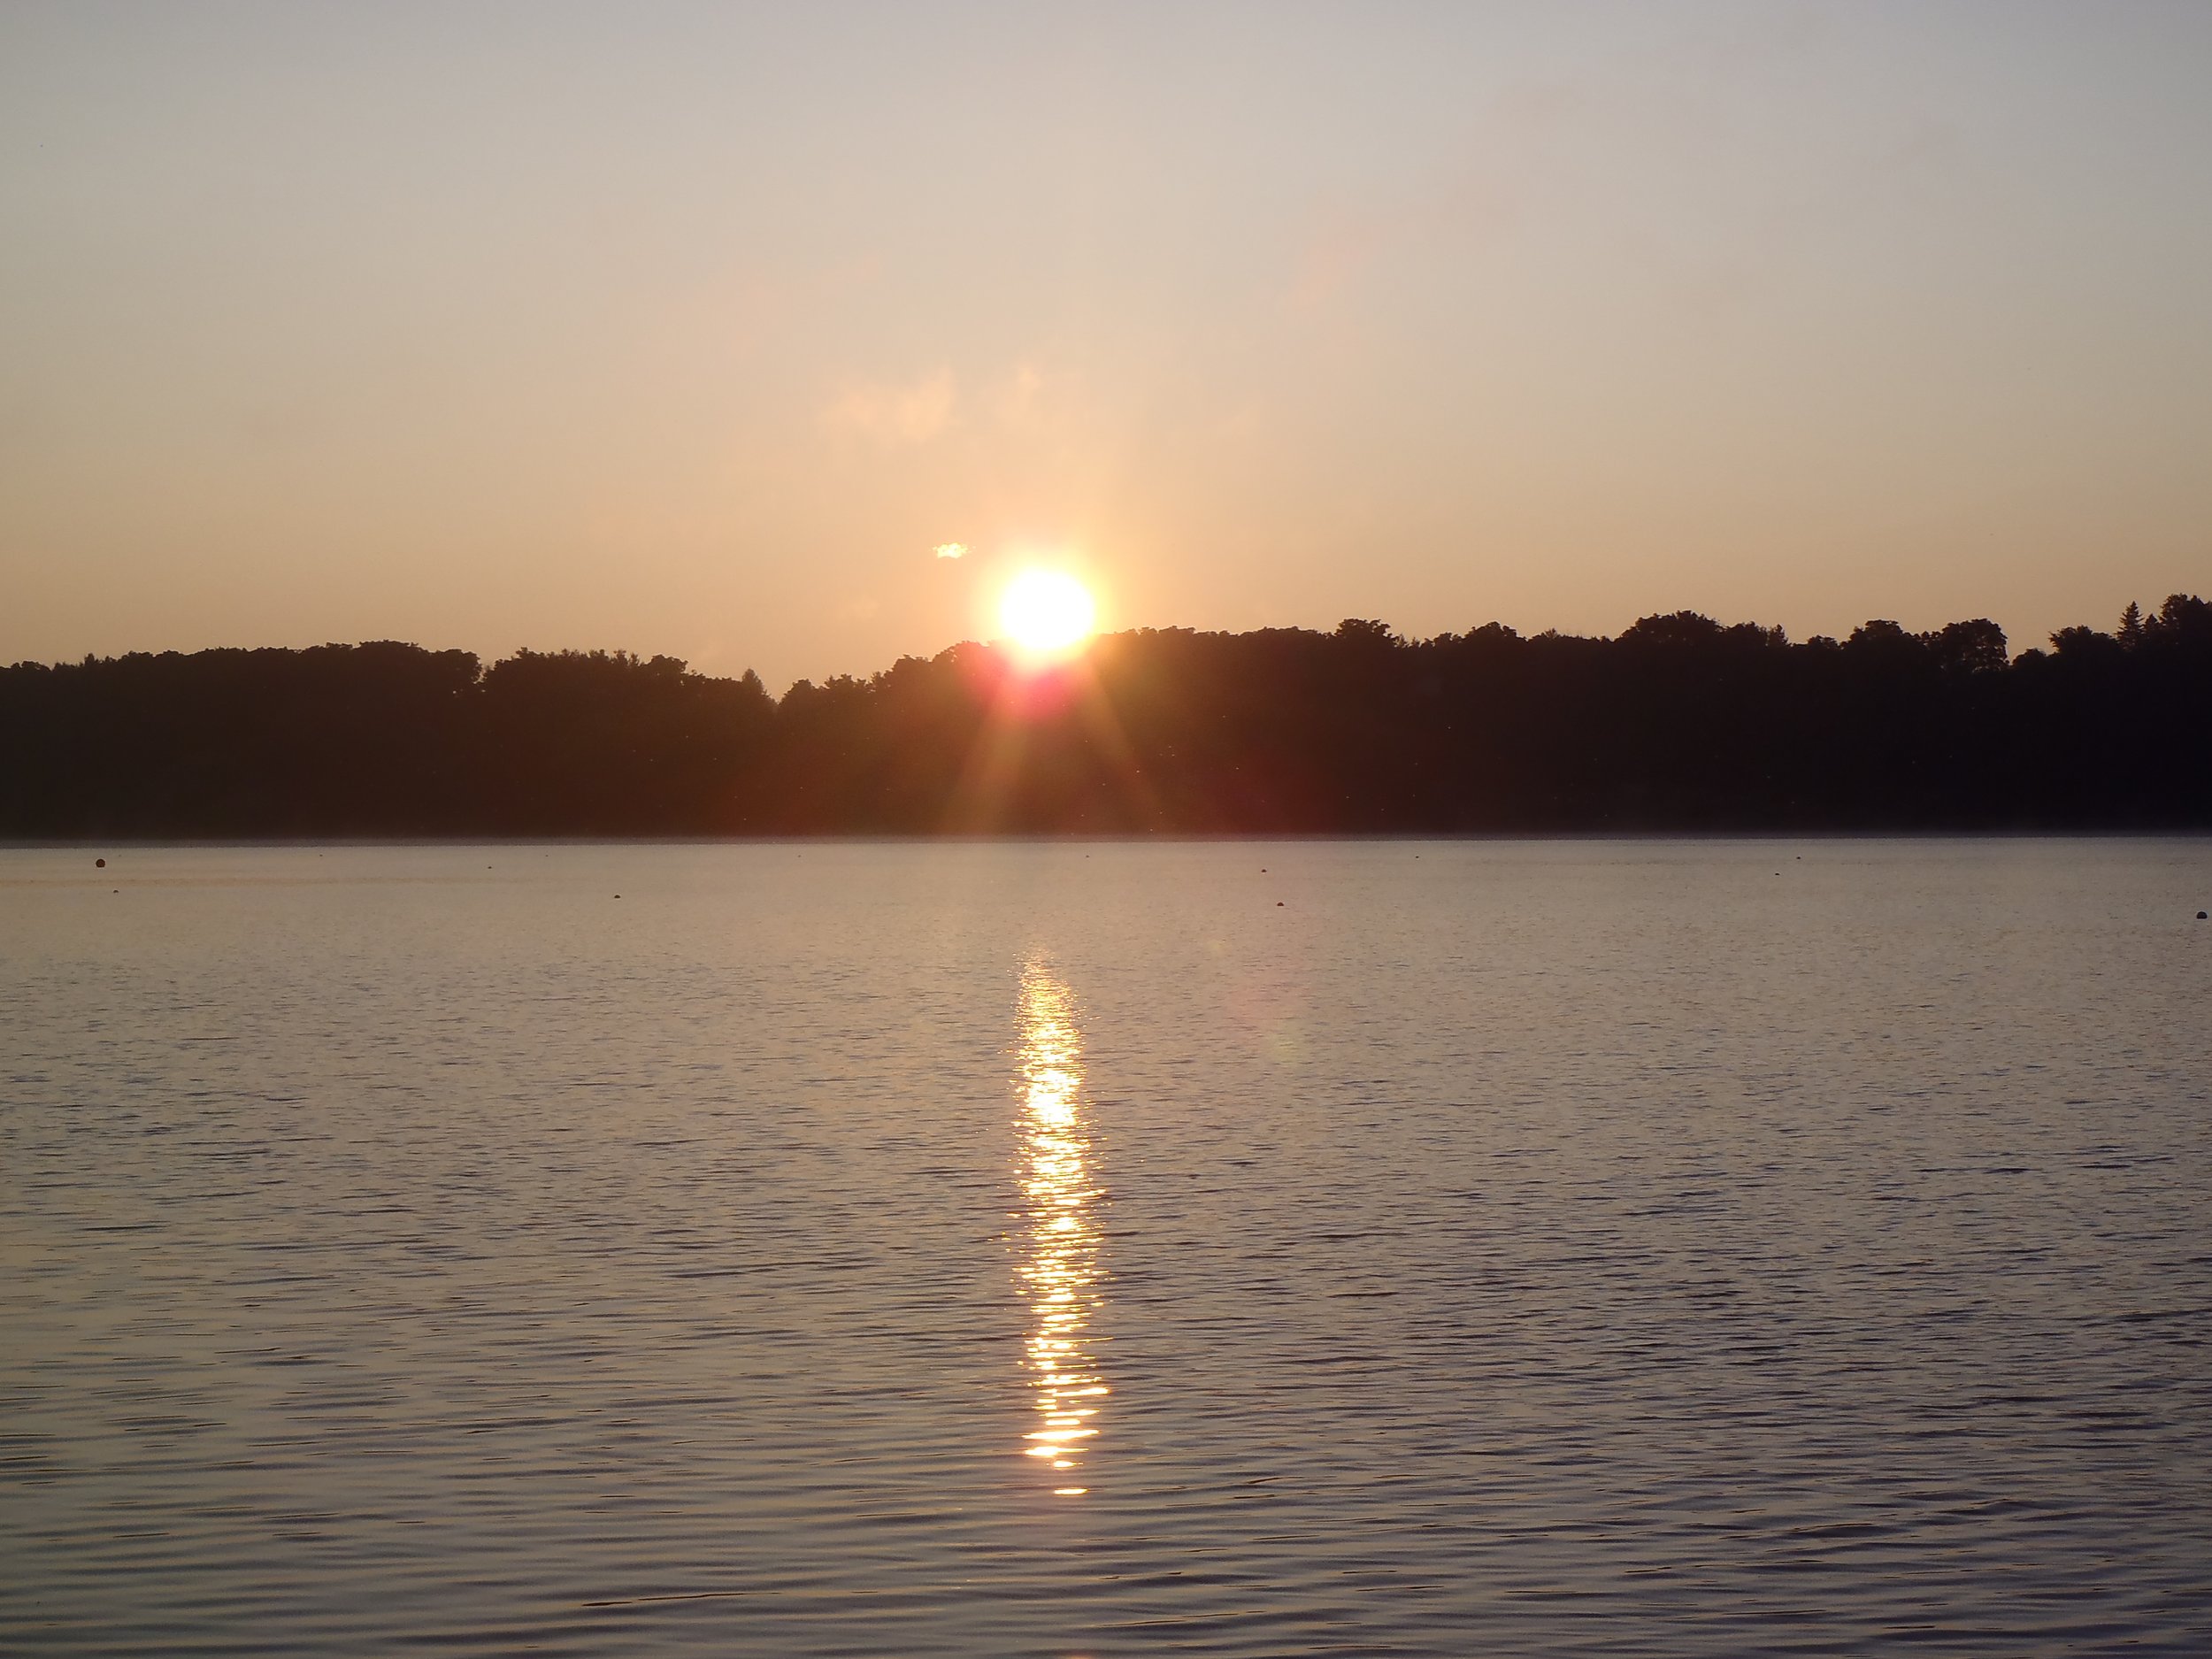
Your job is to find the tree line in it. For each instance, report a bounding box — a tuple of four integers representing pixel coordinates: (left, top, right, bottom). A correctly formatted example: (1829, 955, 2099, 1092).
(3, 595, 2207, 836)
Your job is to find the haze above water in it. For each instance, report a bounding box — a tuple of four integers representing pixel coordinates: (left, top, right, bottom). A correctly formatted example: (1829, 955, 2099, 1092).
(4, 840, 2209, 1655)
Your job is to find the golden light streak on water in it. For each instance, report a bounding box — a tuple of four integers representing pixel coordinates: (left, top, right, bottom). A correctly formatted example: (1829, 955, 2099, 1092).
(1014, 961, 1106, 1494)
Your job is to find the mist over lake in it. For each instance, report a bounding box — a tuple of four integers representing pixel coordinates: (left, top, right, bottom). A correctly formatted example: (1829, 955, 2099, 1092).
(4, 839, 2209, 1655)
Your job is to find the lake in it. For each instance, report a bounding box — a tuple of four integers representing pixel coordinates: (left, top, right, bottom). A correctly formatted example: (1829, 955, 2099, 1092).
(4, 839, 2209, 1655)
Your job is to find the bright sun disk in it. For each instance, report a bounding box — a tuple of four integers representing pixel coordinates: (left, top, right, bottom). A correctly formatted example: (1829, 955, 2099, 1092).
(999, 570, 1095, 659)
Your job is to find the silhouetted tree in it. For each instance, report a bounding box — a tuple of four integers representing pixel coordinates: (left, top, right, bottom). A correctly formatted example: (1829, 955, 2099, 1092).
(1924, 619, 2008, 675)
(4, 595, 2207, 835)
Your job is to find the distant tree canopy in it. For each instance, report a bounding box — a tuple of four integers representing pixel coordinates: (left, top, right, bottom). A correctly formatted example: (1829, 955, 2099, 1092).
(4, 595, 2208, 836)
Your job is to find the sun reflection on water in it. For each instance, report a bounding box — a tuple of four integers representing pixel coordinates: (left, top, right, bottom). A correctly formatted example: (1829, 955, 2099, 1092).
(1015, 962, 1106, 1495)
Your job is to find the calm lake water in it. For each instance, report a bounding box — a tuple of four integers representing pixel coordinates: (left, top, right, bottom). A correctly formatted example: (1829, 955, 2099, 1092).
(4, 839, 2210, 1655)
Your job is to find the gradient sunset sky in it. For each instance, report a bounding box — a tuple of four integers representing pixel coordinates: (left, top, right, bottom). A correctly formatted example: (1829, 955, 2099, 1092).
(4, 2, 2208, 689)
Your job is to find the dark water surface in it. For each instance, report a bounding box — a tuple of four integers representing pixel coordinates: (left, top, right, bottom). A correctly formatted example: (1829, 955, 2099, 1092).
(4, 840, 2209, 1655)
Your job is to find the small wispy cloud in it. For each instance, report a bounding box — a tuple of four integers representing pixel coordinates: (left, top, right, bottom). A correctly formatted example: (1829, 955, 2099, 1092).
(821, 370, 956, 445)
(934, 542, 967, 560)
(992, 362, 1046, 426)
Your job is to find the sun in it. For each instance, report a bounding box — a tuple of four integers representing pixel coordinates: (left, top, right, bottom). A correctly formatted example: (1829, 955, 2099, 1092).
(998, 570, 1096, 661)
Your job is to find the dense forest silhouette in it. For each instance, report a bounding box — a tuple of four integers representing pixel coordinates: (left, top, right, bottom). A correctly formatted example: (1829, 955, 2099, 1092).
(4, 596, 2208, 836)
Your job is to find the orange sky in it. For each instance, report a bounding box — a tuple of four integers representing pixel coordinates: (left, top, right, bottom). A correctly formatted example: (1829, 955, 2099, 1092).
(4, 4, 2208, 689)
